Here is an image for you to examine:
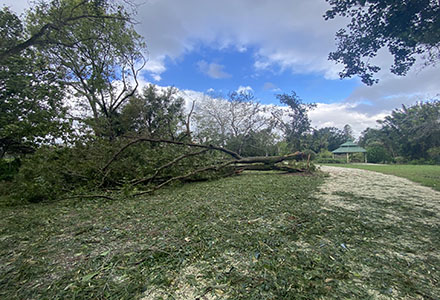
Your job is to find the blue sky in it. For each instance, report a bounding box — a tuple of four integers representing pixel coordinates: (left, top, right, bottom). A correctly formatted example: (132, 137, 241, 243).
(153, 45, 359, 105)
(3, 0, 439, 135)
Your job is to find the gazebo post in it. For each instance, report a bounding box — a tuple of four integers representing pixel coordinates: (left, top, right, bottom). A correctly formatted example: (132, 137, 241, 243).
(346, 153, 349, 163)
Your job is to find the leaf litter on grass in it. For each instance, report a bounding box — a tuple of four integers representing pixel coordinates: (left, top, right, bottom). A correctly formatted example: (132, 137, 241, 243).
(317, 166, 440, 299)
(1, 168, 440, 299)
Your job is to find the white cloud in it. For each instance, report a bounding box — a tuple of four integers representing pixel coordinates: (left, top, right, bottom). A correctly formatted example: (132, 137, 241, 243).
(237, 85, 253, 94)
(345, 64, 440, 115)
(254, 60, 271, 71)
(133, 0, 440, 107)
(152, 74, 162, 81)
(197, 60, 231, 79)
(1, 0, 29, 13)
(263, 82, 281, 92)
(144, 56, 167, 75)
(134, 0, 346, 78)
(309, 102, 386, 137)
(6, 0, 440, 123)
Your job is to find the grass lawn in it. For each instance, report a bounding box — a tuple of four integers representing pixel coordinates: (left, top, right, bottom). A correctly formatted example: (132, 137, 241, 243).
(323, 163, 440, 191)
(1, 171, 439, 299)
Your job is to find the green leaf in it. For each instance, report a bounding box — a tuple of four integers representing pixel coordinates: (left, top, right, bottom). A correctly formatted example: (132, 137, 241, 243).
(82, 272, 99, 282)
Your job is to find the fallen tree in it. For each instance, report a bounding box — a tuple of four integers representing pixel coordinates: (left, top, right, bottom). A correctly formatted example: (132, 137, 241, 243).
(101, 136, 311, 195)
(12, 136, 313, 203)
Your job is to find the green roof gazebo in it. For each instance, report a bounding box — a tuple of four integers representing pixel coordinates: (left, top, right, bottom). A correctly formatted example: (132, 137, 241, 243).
(332, 141, 367, 163)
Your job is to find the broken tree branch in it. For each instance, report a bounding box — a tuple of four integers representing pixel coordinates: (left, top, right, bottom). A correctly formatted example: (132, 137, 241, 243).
(99, 136, 309, 197)
(133, 160, 236, 196)
(102, 137, 242, 172)
(131, 148, 210, 186)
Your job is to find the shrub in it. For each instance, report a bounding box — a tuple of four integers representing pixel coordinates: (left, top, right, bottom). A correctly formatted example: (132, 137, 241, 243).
(317, 150, 333, 159)
(408, 158, 436, 165)
(302, 149, 317, 161)
(0, 158, 20, 181)
(367, 145, 392, 163)
(394, 156, 407, 164)
(12, 146, 93, 203)
(427, 147, 440, 164)
(315, 157, 345, 164)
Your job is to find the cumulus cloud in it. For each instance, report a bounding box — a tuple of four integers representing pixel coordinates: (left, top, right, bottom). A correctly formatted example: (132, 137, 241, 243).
(143, 56, 167, 78)
(309, 103, 386, 137)
(131, 0, 347, 78)
(132, 0, 440, 111)
(197, 60, 231, 79)
(236, 85, 253, 94)
(345, 65, 440, 115)
(152, 74, 162, 81)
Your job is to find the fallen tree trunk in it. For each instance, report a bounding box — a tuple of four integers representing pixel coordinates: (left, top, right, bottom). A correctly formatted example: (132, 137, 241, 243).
(101, 136, 312, 196)
(233, 152, 306, 164)
(233, 163, 306, 172)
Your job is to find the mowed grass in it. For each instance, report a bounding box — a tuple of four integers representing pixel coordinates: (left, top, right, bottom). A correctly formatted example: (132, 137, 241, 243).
(0, 171, 439, 299)
(324, 164, 440, 191)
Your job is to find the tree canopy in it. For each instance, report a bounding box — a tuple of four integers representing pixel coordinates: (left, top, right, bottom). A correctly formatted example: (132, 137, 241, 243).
(359, 101, 440, 163)
(1, 0, 146, 144)
(0, 0, 134, 61)
(325, 0, 440, 85)
(275, 92, 316, 151)
(0, 8, 67, 157)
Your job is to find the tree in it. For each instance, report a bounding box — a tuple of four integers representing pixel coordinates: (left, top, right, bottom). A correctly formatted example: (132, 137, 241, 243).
(120, 85, 185, 139)
(0, 0, 133, 61)
(27, 0, 146, 138)
(0, 8, 67, 158)
(193, 91, 276, 155)
(1, 1, 145, 143)
(226, 129, 279, 157)
(359, 127, 399, 159)
(366, 143, 392, 164)
(380, 101, 440, 160)
(343, 124, 354, 141)
(275, 92, 316, 151)
(359, 101, 440, 161)
(305, 126, 347, 153)
(325, 0, 440, 85)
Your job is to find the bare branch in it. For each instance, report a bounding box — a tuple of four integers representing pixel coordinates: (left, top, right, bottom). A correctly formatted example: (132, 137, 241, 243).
(0, 13, 130, 61)
(185, 100, 196, 138)
(133, 160, 236, 196)
(131, 148, 210, 186)
(102, 137, 243, 172)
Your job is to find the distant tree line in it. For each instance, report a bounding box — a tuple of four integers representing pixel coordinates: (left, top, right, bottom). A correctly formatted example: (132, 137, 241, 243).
(359, 101, 440, 164)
